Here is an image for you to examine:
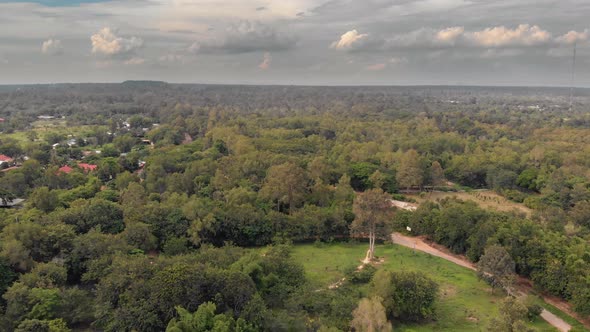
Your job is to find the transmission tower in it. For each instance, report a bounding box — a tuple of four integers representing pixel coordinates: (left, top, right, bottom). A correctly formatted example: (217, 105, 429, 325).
(570, 42, 577, 110)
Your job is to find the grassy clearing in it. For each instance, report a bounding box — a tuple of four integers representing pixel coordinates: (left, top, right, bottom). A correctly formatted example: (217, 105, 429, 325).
(291, 243, 557, 332)
(5, 123, 99, 144)
(408, 190, 533, 217)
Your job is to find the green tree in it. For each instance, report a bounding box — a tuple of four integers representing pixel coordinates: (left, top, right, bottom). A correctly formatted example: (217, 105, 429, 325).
(60, 198, 125, 234)
(429, 161, 446, 188)
(372, 270, 438, 322)
(477, 245, 515, 293)
(166, 302, 255, 332)
(334, 174, 355, 204)
(351, 189, 393, 260)
(259, 162, 307, 214)
(487, 297, 535, 332)
(369, 170, 387, 190)
(113, 134, 137, 153)
(351, 297, 393, 332)
(29, 187, 59, 212)
(26, 131, 38, 142)
(122, 222, 157, 251)
(15, 318, 71, 332)
(396, 149, 423, 190)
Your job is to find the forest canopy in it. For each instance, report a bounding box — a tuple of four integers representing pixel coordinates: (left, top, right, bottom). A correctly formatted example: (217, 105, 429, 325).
(0, 83, 589, 331)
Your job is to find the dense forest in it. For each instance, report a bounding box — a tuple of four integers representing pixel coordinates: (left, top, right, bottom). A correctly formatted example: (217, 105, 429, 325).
(0, 83, 590, 331)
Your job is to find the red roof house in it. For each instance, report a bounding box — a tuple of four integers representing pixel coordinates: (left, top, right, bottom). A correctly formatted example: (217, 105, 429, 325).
(78, 163, 98, 172)
(0, 155, 13, 163)
(58, 165, 74, 174)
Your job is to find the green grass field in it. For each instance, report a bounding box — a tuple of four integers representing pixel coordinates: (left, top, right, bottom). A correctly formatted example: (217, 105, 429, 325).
(4, 123, 102, 144)
(291, 243, 558, 332)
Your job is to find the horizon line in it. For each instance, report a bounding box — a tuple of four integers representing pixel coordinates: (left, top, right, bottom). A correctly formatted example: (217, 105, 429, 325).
(0, 81, 589, 89)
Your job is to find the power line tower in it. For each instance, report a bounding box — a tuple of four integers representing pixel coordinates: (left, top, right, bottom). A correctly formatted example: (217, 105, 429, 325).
(570, 42, 577, 111)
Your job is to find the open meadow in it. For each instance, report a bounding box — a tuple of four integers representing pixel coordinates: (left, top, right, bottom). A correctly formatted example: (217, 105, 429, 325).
(291, 243, 572, 332)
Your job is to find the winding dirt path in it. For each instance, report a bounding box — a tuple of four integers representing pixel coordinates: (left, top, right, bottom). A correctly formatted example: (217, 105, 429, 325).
(391, 232, 572, 332)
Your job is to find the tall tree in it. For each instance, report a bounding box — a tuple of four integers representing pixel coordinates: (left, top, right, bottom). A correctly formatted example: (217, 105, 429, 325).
(477, 245, 516, 293)
(259, 162, 307, 214)
(369, 170, 387, 190)
(351, 189, 393, 260)
(396, 149, 423, 191)
(351, 297, 392, 332)
(29, 187, 58, 212)
(429, 161, 446, 189)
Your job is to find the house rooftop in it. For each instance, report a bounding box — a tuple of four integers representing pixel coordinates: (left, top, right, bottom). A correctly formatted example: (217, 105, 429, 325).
(58, 165, 74, 174)
(78, 163, 98, 172)
(0, 154, 13, 162)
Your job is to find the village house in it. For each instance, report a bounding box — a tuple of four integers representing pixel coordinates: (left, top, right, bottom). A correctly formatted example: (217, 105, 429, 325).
(0, 154, 14, 167)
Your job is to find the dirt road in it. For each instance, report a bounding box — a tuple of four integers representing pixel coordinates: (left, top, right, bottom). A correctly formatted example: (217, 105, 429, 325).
(391, 232, 572, 332)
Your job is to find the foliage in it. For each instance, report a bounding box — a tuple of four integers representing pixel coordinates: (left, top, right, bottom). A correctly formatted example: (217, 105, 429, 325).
(372, 270, 438, 322)
(477, 245, 516, 292)
(2, 83, 590, 329)
(351, 189, 394, 260)
(351, 297, 393, 332)
(487, 297, 536, 332)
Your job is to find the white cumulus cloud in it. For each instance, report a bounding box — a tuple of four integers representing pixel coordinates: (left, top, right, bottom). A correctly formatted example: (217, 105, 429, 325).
(331, 29, 368, 49)
(41, 39, 63, 55)
(91, 28, 143, 56)
(556, 29, 589, 45)
(435, 27, 464, 44)
(466, 24, 551, 47)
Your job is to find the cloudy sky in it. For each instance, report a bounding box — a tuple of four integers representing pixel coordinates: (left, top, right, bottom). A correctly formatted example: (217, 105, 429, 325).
(0, 0, 589, 86)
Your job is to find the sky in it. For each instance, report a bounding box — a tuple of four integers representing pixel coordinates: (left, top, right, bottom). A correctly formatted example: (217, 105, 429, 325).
(0, 0, 589, 86)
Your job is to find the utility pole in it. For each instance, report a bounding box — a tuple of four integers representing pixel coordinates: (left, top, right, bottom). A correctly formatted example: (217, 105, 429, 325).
(570, 42, 577, 111)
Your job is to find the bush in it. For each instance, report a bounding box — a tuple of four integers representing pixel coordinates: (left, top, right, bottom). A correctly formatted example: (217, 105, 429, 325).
(501, 189, 527, 203)
(526, 303, 543, 320)
(390, 194, 416, 203)
(162, 237, 189, 256)
(523, 196, 543, 209)
(372, 270, 438, 322)
(349, 265, 376, 284)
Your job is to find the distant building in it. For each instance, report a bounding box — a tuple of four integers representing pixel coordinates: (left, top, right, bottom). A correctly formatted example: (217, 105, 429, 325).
(58, 165, 74, 174)
(78, 163, 98, 172)
(0, 154, 14, 166)
(38, 115, 56, 120)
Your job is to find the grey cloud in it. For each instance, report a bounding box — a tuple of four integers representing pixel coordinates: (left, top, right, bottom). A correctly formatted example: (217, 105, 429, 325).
(191, 21, 297, 54)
